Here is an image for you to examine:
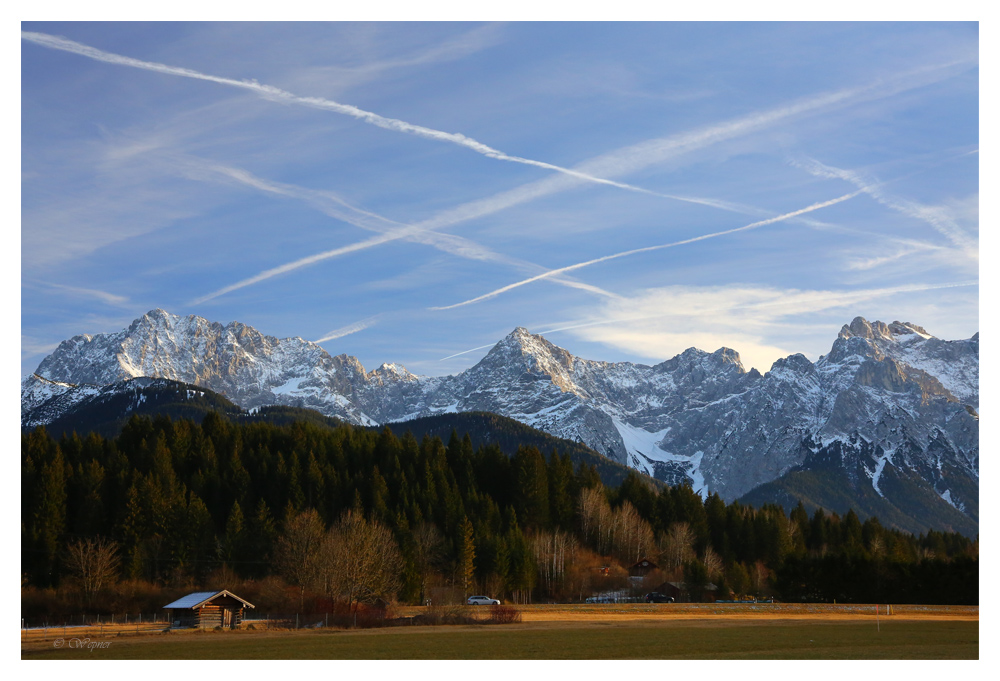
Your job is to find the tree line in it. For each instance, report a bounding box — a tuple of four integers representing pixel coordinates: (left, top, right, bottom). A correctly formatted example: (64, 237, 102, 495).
(22, 412, 978, 613)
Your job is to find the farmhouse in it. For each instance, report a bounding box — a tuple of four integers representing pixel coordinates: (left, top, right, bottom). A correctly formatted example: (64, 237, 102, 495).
(629, 559, 658, 578)
(163, 590, 255, 629)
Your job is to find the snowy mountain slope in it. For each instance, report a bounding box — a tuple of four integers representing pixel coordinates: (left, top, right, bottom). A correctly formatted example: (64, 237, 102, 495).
(22, 310, 978, 533)
(29, 309, 377, 425)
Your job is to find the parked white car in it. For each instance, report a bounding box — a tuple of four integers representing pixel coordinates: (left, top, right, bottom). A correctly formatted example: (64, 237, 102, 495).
(466, 595, 500, 605)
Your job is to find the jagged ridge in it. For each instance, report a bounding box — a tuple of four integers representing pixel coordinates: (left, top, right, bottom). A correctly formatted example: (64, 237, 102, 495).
(22, 309, 978, 534)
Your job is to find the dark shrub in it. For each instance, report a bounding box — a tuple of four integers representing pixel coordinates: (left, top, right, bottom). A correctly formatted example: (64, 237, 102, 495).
(487, 604, 522, 624)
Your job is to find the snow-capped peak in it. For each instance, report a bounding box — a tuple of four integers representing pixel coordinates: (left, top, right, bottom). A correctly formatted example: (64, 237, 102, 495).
(22, 311, 978, 531)
(369, 363, 418, 383)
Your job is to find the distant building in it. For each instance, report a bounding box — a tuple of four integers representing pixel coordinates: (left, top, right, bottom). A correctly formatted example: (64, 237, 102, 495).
(163, 590, 255, 629)
(659, 580, 718, 603)
(629, 559, 658, 578)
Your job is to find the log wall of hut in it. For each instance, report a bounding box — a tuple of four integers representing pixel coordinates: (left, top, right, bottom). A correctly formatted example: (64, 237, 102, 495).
(199, 605, 224, 628)
(169, 605, 245, 628)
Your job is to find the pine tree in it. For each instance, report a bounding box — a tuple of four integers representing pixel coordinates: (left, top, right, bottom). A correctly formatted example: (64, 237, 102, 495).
(221, 501, 246, 569)
(28, 443, 67, 585)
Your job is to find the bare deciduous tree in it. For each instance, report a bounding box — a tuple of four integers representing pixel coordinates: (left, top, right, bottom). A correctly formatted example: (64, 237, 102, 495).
(412, 522, 445, 604)
(275, 509, 327, 610)
(578, 486, 604, 541)
(65, 537, 120, 606)
(702, 545, 724, 581)
(659, 522, 696, 571)
(613, 501, 655, 564)
(751, 559, 770, 597)
(327, 510, 402, 611)
(531, 529, 577, 598)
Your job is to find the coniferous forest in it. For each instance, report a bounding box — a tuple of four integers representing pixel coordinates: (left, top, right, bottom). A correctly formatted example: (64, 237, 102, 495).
(21, 411, 978, 619)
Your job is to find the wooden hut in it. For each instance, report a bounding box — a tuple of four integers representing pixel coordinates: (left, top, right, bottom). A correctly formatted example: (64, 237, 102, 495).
(164, 590, 255, 629)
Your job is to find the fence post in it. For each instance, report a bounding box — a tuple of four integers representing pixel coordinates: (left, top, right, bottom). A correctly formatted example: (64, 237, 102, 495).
(295, 613, 299, 630)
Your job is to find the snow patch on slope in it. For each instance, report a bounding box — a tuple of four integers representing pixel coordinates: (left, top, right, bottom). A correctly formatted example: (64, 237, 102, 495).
(611, 418, 706, 496)
(870, 447, 895, 498)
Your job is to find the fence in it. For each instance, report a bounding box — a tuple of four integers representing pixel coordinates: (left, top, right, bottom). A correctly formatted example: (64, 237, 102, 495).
(21, 613, 169, 645)
(22, 604, 521, 644)
(584, 596, 645, 604)
(242, 609, 394, 630)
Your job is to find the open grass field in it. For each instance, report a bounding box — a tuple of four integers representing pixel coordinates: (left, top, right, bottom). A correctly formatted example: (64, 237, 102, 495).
(21, 603, 978, 660)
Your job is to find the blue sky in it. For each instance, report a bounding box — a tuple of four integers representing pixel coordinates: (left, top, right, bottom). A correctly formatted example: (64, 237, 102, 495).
(20, 21, 979, 378)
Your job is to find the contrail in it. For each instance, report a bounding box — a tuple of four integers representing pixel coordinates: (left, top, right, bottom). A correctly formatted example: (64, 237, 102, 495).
(315, 315, 382, 343)
(431, 191, 864, 310)
(186, 159, 621, 304)
(439, 342, 500, 362)
(184, 53, 974, 303)
(22, 30, 683, 199)
(795, 158, 978, 259)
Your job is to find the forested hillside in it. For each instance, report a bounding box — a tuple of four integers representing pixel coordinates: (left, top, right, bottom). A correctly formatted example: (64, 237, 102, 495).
(21, 412, 978, 618)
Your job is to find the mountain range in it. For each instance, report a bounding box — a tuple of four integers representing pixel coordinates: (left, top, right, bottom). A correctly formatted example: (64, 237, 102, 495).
(22, 309, 979, 536)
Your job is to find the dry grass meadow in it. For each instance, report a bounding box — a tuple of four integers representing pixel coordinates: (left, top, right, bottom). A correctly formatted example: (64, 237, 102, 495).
(21, 602, 978, 660)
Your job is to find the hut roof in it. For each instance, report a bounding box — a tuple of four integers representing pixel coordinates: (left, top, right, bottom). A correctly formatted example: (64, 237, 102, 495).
(164, 590, 255, 610)
(663, 581, 718, 591)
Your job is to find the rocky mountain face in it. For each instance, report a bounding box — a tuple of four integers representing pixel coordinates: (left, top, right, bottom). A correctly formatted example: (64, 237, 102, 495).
(22, 309, 978, 534)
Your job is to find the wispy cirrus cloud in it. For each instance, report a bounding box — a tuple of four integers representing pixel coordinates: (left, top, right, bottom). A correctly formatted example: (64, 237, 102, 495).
(25, 280, 131, 307)
(286, 23, 506, 93)
(21, 336, 60, 362)
(431, 190, 864, 310)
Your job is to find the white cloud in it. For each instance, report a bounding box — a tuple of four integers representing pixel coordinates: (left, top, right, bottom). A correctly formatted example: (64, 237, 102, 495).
(561, 281, 979, 373)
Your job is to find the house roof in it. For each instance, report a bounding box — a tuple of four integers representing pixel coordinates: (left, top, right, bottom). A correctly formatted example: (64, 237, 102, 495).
(663, 581, 718, 590)
(163, 590, 255, 610)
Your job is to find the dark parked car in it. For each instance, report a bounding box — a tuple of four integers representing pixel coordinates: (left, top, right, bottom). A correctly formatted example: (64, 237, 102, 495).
(645, 592, 674, 603)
